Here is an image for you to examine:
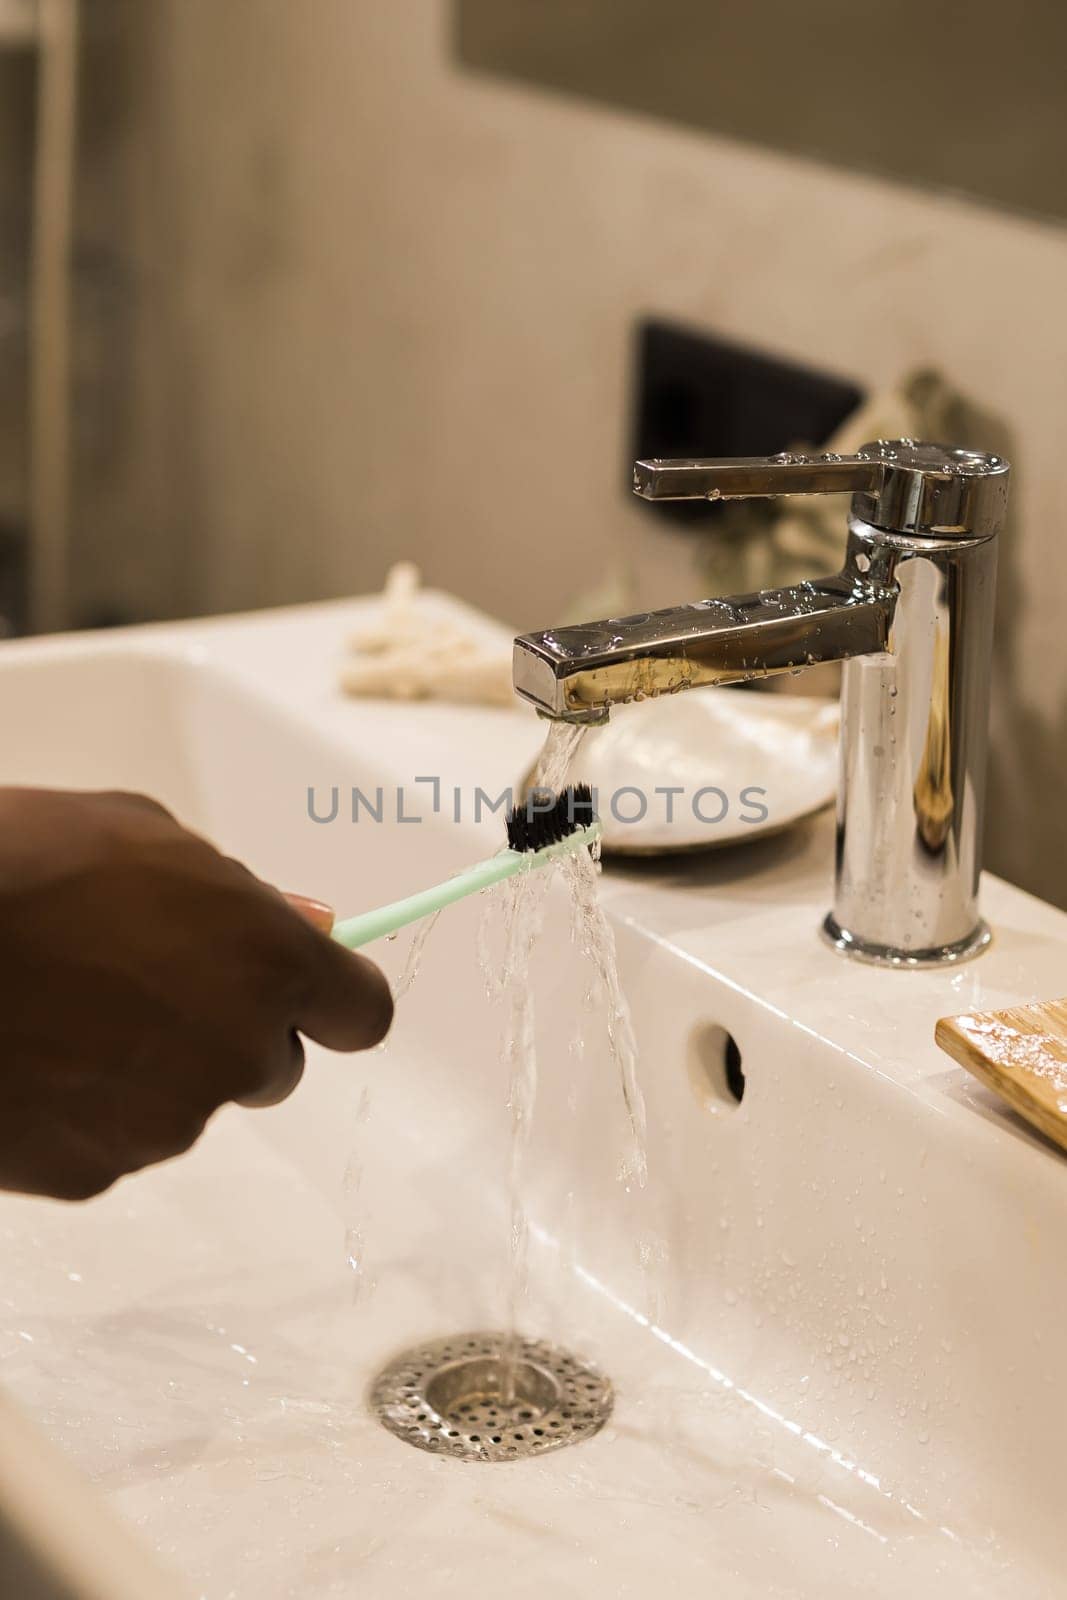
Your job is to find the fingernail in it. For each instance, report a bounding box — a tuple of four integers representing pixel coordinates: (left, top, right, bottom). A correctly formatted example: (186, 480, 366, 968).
(285, 893, 335, 934)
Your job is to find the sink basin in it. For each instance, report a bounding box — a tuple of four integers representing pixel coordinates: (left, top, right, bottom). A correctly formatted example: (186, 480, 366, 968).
(0, 596, 1064, 1598)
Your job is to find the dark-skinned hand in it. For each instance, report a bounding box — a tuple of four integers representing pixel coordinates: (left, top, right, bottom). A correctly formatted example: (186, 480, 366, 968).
(0, 788, 392, 1200)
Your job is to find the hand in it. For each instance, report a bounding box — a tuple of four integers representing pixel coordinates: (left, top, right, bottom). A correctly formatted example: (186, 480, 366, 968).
(0, 788, 393, 1200)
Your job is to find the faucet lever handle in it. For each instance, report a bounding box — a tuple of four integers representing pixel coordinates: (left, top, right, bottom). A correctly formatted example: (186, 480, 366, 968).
(634, 441, 1010, 539)
(633, 451, 882, 503)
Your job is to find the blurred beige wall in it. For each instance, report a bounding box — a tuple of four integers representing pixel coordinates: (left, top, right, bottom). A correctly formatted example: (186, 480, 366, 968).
(72, 2, 1067, 904)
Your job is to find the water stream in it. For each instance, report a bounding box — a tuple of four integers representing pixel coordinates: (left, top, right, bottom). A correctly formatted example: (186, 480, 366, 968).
(561, 845, 647, 1188)
(475, 718, 652, 1394)
(477, 861, 555, 1402)
(342, 912, 444, 1298)
(532, 718, 588, 789)
(392, 907, 443, 1003)
(350, 716, 653, 1381)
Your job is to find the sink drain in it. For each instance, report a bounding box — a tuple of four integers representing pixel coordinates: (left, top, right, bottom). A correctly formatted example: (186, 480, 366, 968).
(368, 1332, 613, 1462)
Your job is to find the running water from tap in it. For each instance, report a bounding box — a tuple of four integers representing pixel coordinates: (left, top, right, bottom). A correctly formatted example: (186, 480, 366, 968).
(478, 861, 554, 1403)
(530, 718, 646, 1184)
(342, 1085, 374, 1303)
(562, 845, 647, 1187)
(341, 913, 445, 1297)
(344, 716, 653, 1360)
(533, 718, 588, 789)
(392, 908, 443, 1003)
(479, 717, 652, 1395)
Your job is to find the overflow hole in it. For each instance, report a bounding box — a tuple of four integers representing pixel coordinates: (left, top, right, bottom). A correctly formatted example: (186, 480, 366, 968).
(688, 1022, 745, 1110)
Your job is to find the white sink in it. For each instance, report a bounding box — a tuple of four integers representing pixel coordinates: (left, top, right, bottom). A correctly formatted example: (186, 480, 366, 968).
(0, 596, 1063, 1598)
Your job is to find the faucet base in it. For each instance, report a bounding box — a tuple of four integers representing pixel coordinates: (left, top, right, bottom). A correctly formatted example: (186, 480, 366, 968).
(821, 914, 992, 970)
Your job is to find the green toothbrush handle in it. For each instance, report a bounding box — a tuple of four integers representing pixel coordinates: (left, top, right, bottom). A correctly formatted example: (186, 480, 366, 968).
(330, 822, 600, 951)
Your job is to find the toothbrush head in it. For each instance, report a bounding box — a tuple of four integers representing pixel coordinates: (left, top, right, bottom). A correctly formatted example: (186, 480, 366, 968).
(506, 784, 597, 854)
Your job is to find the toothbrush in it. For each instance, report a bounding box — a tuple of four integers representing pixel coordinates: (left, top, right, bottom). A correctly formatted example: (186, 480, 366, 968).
(330, 785, 599, 951)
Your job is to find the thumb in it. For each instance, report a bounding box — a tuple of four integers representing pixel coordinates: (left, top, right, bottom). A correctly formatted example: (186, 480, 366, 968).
(284, 892, 335, 936)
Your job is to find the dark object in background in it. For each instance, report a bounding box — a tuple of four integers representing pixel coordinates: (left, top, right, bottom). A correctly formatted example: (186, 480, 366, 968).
(454, 0, 1067, 225)
(0, 521, 26, 637)
(630, 319, 864, 525)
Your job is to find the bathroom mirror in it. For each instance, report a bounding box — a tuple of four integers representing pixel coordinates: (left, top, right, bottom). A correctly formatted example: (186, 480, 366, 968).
(455, 0, 1067, 225)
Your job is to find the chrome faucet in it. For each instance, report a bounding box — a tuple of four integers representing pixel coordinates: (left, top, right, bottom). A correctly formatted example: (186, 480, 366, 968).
(513, 442, 1010, 968)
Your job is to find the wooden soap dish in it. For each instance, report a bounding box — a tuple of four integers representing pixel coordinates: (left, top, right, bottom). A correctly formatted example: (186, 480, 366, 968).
(935, 999, 1067, 1155)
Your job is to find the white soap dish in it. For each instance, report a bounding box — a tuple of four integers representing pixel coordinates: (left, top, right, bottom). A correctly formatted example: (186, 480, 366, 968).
(562, 689, 838, 855)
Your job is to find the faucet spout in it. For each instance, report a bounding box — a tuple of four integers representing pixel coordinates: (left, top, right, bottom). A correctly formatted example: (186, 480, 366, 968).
(513, 569, 894, 722)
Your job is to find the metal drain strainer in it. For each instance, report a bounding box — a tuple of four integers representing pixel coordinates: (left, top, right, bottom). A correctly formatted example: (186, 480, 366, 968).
(368, 1331, 613, 1462)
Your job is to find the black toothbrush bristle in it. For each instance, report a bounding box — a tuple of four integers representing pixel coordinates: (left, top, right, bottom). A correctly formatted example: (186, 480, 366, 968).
(506, 783, 596, 853)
